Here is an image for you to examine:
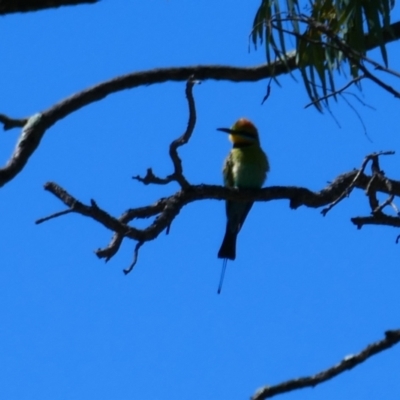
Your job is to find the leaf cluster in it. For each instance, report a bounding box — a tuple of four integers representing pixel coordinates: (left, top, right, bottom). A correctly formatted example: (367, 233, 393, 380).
(252, 0, 395, 110)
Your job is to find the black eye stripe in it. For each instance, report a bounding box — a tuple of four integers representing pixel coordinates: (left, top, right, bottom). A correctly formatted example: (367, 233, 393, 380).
(233, 142, 254, 148)
(233, 129, 258, 138)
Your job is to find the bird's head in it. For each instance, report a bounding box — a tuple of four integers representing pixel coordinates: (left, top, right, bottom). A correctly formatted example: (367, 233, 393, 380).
(217, 118, 260, 146)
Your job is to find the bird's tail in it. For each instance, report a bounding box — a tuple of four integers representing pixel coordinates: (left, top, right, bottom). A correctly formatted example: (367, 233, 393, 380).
(218, 225, 237, 260)
(217, 224, 237, 294)
(217, 259, 228, 294)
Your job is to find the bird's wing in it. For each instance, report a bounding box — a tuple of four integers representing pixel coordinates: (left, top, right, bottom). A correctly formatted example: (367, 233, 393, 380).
(222, 152, 234, 188)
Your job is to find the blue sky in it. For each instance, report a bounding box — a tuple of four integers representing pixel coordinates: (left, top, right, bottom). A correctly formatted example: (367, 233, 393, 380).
(1, 1, 400, 399)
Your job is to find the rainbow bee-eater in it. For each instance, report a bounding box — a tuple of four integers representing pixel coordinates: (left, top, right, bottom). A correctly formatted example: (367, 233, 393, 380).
(217, 118, 269, 293)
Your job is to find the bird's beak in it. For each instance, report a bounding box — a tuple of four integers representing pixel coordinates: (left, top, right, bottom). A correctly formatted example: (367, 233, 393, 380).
(217, 127, 234, 134)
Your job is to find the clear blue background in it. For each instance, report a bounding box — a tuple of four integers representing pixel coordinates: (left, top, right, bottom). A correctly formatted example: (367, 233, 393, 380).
(1, 1, 400, 399)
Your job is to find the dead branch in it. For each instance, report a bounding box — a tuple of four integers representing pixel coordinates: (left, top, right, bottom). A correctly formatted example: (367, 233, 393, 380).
(251, 329, 400, 400)
(0, 0, 98, 15)
(35, 209, 73, 224)
(352, 214, 400, 229)
(94, 199, 168, 261)
(359, 63, 400, 98)
(0, 114, 27, 130)
(33, 83, 400, 272)
(37, 159, 400, 271)
(133, 79, 198, 188)
(321, 151, 395, 216)
(0, 64, 280, 190)
(0, 114, 48, 188)
(1, 20, 400, 189)
(40, 181, 146, 239)
(123, 242, 144, 275)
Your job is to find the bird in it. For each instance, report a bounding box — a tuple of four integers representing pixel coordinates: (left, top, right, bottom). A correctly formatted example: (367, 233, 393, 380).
(216, 118, 269, 294)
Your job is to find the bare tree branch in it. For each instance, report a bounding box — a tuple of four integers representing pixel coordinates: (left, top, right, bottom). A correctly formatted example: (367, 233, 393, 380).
(352, 214, 400, 229)
(133, 79, 198, 189)
(41, 182, 145, 238)
(33, 20, 400, 126)
(38, 159, 400, 267)
(123, 241, 144, 275)
(251, 329, 400, 400)
(1, 20, 400, 189)
(93, 199, 169, 261)
(0, 114, 47, 188)
(321, 151, 395, 216)
(35, 209, 73, 224)
(31, 82, 400, 272)
(5, 5, 400, 399)
(0, 114, 27, 130)
(0, 0, 98, 15)
(359, 63, 400, 98)
(96, 79, 197, 264)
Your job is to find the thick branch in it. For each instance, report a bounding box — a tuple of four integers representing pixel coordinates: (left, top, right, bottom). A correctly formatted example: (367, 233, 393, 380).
(0, 114, 47, 188)
(36, 150, 400, 276)
(251, 330, 400, 400)
(352, 214, 400, 229)
(10, 23, 400, 132)
(0, 0, 98, 15)
(39, 169, 400, 250)
(39, 20, 400, 126)
(2, 20, 400, 189)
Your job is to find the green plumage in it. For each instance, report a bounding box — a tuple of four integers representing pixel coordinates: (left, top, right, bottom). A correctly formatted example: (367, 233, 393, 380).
(218, 144, 269, 260)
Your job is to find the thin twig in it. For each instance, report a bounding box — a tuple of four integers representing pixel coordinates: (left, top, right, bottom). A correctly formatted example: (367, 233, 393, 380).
(304, 75, 365, 109)
(168, 78, 198, 188)
(133, 79, 198, 188)
(340, 95, 372, 142)
(251, 330, 400, 400)
(261, 78, 273, 105)
(133, 168, 172, 185)
(344, 92, 376, 110)
(35, 209, 73, 224)
(374, 194, 395, 214)
(42, 182, 144, 239)
(123, 241, 144, 275)
(325, 104, 342, 129)
(270, 14, 400, 105)
(321, 151, 394, 216)
(368, 157, 397, 215)
(360, 64, 400, 98)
